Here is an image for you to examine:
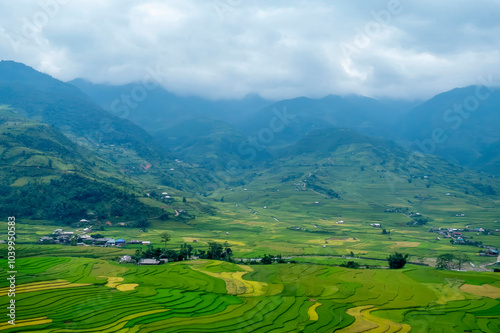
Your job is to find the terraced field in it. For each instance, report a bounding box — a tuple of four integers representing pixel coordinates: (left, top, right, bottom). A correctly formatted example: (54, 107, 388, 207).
(0, 257, 498, 332)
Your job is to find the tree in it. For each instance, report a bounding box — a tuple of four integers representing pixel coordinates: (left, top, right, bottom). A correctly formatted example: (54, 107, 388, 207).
(387, 252, 409, 269)
(436, 253, 455, 270)
(340, 261, 360, 269)
(182, 197, 187, 203)
(207, 242, 223, 259)
(160, 232, 171, 252)
(456, 253, 470, 271)
(135, 217, 150, 228)
(261, 254, 273, 265)
(224, 245, 232, 262)
(382, 229, 390, 235)
(70, 236, 77, 246)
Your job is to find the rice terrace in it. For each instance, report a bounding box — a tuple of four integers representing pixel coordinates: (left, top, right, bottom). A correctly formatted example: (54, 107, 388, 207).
(2, 1, 500, 332)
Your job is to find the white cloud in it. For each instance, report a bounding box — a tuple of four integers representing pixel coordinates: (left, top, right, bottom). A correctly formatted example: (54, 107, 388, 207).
(0, 0, 499, 100)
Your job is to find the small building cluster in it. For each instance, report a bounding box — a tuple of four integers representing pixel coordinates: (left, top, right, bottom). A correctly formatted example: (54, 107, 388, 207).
(430, 226, 499, 256)
(38, 228, 151, 247)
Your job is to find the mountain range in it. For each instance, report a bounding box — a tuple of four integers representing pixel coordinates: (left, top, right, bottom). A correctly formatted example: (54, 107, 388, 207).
(1, 60, 499, 226)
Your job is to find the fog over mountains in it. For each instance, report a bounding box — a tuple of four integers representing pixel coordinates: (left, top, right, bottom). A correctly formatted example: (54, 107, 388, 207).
(67, 65, 500, 175)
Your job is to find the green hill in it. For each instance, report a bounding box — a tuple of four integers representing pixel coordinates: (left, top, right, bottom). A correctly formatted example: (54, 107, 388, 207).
(397, 85, 500, 174)
(0, 106, 166, 224)
(155, 117, 271, 170)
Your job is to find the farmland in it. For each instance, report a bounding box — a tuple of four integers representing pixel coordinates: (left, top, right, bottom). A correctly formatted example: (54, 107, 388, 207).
(0, 257, 498, 332)
(1, 64, 500, 332)
(2, 146, 500, 331)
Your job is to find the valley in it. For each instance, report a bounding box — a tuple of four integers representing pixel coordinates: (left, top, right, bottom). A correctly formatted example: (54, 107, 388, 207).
(0, 61, 499, 332)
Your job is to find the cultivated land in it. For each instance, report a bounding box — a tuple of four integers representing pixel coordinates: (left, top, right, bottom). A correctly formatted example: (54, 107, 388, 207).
(1, 64, 499, 331)
(1, 168, 500, 332)
(0, 257, 498, 332)
(2, 133, 500, 331)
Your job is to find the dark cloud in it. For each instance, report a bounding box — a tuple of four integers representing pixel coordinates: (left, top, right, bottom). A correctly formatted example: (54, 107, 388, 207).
(0, 0, 499, 100)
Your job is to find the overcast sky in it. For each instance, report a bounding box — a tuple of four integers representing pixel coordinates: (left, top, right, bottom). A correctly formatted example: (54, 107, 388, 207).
(1, 0, 500, 100)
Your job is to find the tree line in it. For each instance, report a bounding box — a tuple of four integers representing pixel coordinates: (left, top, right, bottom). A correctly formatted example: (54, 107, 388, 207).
(0, 173, 163, 224)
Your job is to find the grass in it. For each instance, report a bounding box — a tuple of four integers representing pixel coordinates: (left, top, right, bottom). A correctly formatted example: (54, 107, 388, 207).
(2, 124, 500, 331)
(0, 256, 498, 332)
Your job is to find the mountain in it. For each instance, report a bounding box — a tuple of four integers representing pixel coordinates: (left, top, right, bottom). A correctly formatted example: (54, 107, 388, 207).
(396, 85, 500, 173)
(0, 61, 163, 159)
(0, 61, 218, 192)
(241, 94, 415, 148)
(240, 127, 499, 205)
(68, 78, 273, 132)
(155, 117, 271, 171)
(0, 105, 164, 223)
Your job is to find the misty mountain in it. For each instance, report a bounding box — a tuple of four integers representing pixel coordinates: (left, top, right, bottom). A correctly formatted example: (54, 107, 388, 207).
(241, 94, 415, 147)
(0, 61, 166, 162)
(0, 61, 219, 193)
(68, 78, 274, 132)
(154, 117, 272, 170)
(397, 85, 500, 173)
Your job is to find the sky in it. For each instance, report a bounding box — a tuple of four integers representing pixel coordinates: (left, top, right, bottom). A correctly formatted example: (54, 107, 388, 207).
(1, 0, 500, 101)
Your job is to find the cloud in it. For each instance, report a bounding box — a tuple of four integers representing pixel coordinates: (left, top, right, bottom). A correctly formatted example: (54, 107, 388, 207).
(0, 0, 499, 100)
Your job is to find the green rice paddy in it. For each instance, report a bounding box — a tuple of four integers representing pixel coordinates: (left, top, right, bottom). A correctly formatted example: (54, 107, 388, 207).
(0, 257, 498, 332)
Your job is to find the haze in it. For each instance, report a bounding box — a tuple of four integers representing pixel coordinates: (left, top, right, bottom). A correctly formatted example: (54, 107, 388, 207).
(1, 0, 500, 100)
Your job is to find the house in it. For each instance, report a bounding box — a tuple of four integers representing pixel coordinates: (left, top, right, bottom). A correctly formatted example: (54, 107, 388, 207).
(39, 236, 54, 243)
(486, 248, 499, 256)
(106, 239, 116, 246)
(142, 241, 151, 246)
(128, 240, 143, 245)
(77, 242, 85, 246)
(336, 220, 344, 224)
(120, 255, 132, 263)
(116, 239, 126, 246)
(138, 258, 160, 265)
(80, 219, 90, 223)
(160, 259, 169, 263)
(370, 223, 381, 228)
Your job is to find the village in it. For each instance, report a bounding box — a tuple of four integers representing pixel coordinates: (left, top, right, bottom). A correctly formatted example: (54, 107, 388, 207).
(429, 225, 500, 257)
(38, 226, 152, 248)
